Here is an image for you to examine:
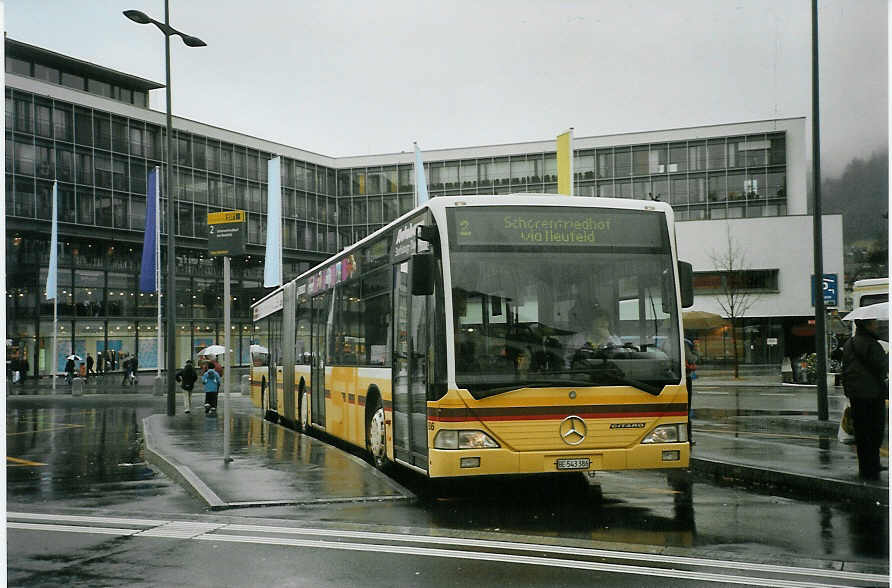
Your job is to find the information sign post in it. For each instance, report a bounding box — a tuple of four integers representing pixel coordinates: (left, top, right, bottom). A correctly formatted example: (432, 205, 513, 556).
(207, 210, 246, 463)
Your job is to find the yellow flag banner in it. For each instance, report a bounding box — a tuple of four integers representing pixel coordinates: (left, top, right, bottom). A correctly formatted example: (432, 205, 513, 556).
(556, 129, 572, 196)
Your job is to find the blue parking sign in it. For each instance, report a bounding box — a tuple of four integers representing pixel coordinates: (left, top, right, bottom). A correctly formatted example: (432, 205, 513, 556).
(811, 274, 838, 307)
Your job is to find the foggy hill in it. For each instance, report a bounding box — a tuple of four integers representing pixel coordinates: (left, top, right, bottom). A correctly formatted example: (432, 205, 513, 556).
(821, 150, 888, 247)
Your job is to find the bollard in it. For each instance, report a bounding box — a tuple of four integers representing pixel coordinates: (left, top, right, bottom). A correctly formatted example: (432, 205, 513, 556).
(71, 377, 85, 396)
(241, 374, 249, 397)
(153, 375, 165, 397)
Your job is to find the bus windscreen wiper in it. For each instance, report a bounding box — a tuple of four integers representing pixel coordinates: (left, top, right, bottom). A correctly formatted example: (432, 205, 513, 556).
(471, 378, 597, 398)
(563, 364, 663, 396)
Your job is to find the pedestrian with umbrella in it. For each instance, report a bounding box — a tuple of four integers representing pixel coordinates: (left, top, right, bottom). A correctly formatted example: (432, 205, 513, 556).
(202, 362, 221, 415)
(64, 353, 79, 385)
(841, 302, 889, 480)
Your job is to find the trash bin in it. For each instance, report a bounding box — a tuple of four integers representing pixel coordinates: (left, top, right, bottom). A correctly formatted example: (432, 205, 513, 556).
(72, 377, 85, 396)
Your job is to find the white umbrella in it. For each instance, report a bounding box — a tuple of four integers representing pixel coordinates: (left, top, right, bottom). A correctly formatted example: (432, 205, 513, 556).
(842, 301, 889, 322)
(250, 344, 269, 354)
(66, 354, 82, 361)
(197, 344, 227, 357)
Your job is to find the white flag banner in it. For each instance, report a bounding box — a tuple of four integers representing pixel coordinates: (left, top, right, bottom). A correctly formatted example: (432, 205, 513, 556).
(264, 156, 283, 288)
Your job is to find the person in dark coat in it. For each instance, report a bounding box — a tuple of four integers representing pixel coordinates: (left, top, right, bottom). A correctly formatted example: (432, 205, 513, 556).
(121, 356, 132, 385)
(176, 360, 199, 414)
(842, 318, 889, 480)
(86, 354, 95, 381)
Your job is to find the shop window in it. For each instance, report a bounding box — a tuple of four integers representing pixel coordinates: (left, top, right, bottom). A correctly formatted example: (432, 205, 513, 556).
(693, 269, 779, 294)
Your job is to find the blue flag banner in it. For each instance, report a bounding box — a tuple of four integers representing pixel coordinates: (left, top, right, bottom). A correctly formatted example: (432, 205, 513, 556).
(44, 181, 58, 300)
(139, 167, 159, 292)
(414, 142, 429, 206)
(264, 156, 283, 288)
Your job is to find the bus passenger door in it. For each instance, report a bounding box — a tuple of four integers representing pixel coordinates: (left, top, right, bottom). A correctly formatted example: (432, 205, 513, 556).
(267, 313, 282, 416)
(310, 291, 330, 427)
(393, 261, 429, 471)
(281, 283, 296, 425)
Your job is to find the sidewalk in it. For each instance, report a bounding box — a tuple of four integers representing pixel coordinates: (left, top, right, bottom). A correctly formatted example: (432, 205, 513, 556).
(141, 395, 414, 510)
(7, 376, 888, 506)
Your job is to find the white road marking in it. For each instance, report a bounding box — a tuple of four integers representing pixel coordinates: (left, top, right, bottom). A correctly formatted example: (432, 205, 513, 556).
(8, 512, 887, 586)
(9, 522, 138, 536)
(194, 533, 856, 588)
(759, 393, 795, 397)
(8, 511, 167, 527)
(220, 523, 881, 583)
(697, 391, 729, 395)
(138, 521, 224, 539)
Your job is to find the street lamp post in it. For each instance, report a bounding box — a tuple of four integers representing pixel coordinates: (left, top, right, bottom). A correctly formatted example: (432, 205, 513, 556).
(124, 3, 205, 416)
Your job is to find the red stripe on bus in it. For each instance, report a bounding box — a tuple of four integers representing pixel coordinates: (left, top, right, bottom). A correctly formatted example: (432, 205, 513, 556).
(428, 411, 688, 422)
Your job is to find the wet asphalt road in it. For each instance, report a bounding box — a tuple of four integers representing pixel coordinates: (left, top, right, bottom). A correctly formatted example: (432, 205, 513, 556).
(6, 391, 889, 586)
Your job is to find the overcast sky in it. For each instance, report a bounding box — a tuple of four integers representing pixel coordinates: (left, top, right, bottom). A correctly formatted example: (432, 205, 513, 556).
(5, 0, 888, 176)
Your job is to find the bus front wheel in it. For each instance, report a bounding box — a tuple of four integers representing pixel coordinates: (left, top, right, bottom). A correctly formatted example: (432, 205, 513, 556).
(366, 398, 387, 470)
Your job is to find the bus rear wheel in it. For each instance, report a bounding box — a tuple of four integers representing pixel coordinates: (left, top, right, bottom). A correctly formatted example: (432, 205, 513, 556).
(366, 398, 387, 470)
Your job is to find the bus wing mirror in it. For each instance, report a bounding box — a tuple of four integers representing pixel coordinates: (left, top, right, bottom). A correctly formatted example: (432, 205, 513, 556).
(415, 225, 440, 253)
(411, 253, 435, 296)
(678, 261, 694, 308)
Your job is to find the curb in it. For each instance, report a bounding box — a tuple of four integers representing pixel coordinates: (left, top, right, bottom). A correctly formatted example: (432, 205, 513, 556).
(141, 411, 416, 510)
(691, 457, 888, 504)
(141, 415, 227, 510)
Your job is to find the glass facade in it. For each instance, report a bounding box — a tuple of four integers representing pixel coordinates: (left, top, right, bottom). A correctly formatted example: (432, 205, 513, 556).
(4, 42, 792, 376)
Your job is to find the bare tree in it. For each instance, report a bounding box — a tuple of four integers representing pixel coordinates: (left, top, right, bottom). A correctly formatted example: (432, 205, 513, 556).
(708, 224, 759, 378)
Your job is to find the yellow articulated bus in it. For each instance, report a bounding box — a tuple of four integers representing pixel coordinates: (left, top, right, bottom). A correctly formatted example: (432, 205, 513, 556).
(251, 194, 695, 479)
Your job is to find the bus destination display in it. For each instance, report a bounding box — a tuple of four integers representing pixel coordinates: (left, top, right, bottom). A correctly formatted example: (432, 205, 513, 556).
(450, 207, 665, 248)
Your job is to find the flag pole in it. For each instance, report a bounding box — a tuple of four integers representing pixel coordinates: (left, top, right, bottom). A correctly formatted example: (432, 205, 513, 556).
(569, 127, 575, 197)
(48, 180, 59, 393)
(155, 166, 162, 377)
(52, 297, 57, 393)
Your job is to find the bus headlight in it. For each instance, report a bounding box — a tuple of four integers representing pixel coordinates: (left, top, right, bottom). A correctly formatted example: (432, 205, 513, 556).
(641, 424, 687, 444)
(434, 430, 500, 449)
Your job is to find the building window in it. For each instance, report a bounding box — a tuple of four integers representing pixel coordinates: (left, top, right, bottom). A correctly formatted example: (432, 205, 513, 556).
(88, 79, 113, 98)
(6, 56, 31, 76)
(646, 144, 668, 174)
(707, 139, 726, 169)
(769, 134, 786, 165)
(61, 72, 85, 91)
(53, 106, 73, 141)
(75, 108, 92, 146)
(688, 142, 707, 171)
(15, 96, 33, 133)
(613, 148, 631, 177)
(668, 143, 687, 172)
(56, 146, 74, 182)
(35, 103, 52, 137)
(14, 140, 35, 176)
(94, 116, 111, 150)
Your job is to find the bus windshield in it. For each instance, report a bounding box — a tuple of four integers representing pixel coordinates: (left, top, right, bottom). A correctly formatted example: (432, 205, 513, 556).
(447, 206, 682, 399)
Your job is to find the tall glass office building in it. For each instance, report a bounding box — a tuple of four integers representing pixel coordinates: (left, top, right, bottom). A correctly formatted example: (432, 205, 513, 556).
(5, 38, 837, 377)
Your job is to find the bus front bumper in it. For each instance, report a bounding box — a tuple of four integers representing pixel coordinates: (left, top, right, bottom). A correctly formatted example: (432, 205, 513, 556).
(427, 442, 690, 478)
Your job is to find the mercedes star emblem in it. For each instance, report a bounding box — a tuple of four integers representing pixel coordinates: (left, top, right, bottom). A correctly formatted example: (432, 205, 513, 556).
(559, 415, 587, 446)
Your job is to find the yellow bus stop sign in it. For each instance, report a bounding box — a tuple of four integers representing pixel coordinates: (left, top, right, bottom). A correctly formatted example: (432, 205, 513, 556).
(208, 210, 246, 256)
